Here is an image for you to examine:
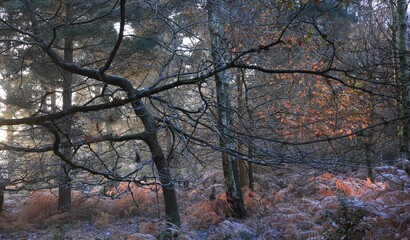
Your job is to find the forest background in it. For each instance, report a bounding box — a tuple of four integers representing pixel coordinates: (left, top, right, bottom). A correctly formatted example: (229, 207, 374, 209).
(0, 0, 409, 239)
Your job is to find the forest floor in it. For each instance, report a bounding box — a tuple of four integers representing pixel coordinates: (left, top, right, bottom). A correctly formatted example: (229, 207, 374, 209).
(0, 159, 409, 240)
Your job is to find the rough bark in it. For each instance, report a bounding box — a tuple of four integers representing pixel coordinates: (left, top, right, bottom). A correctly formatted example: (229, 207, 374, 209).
(390, 0, 399, 86)
(207, 0, 246, 218)
(236, 71, 246, 188)
(131, 100, 181, 226)
(396, 0, 410, 158)
(58, 1, 74, 212)
(236, 70, 253, 189)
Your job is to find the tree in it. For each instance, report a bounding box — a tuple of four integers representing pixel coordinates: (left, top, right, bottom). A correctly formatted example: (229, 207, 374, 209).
(207, 0, 246, 218)
(392, 0, 410, 158)
(0, 0, 181, 227)
(0, 180, 6, 213)
(57, 0, 75, 212)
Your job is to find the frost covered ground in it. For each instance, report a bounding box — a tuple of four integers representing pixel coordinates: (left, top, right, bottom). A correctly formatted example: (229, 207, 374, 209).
(0, 159, 409, 239)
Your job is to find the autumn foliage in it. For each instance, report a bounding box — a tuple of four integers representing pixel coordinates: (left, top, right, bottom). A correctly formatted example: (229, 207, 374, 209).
(0, 159, 409, 239)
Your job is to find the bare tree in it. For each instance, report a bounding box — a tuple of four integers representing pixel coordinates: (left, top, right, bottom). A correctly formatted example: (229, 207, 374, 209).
(207, 0, 246, 218)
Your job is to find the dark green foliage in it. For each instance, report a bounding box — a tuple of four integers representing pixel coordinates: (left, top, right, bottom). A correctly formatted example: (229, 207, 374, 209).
(304, 0, 356, 19)
(124, 37, 157, 54)
(0, 1, 24, 14)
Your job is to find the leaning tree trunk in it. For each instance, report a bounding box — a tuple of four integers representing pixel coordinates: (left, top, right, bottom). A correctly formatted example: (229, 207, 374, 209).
(131, 100, 181, 226)
(207, 0, 246, 218)
(58, 2, 74, 212)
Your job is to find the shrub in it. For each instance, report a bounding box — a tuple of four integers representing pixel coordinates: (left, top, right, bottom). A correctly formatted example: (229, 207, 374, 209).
(321, 195, 370, 240)
(185, 193, 229, 229)
(91, 211, 110, 228)
(17, 190, 58, 226)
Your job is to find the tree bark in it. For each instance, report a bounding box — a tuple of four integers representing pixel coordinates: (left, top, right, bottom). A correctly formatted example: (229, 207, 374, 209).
(131, 100, 181, 226)
(236, 70, 254, 189)
(0, 182, 5, 213)
(207, 0, 246, 218)
(236, 70, 247, 188)
(58, 1, 74, 212)
(1, 13, 14, 214)
(361, 133, 375, 182)
(395, 0, 410, 158)
(248, 145, 255, 190)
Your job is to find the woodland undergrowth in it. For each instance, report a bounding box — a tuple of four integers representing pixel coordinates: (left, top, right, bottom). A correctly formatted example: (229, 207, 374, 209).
(0, 159, 409, 239)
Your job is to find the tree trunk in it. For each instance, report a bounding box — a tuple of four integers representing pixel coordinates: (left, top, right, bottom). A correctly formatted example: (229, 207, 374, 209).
(131, 100, 181, 227)
(208, 0, 246, 218)
(1, 13, 14, 213)
(1, 108, 13, 214)
(0, 192, 3, 213)
(238, 157, 248, 188)
(362, 134, 375, 182)
(248, 145, 255, 190)
(236, 70, 254, 189)
(365, 153, 375, 182)
(395, 0, 410, 158)
(58, 2, 74, 212)
(0, 181, 5, 213)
